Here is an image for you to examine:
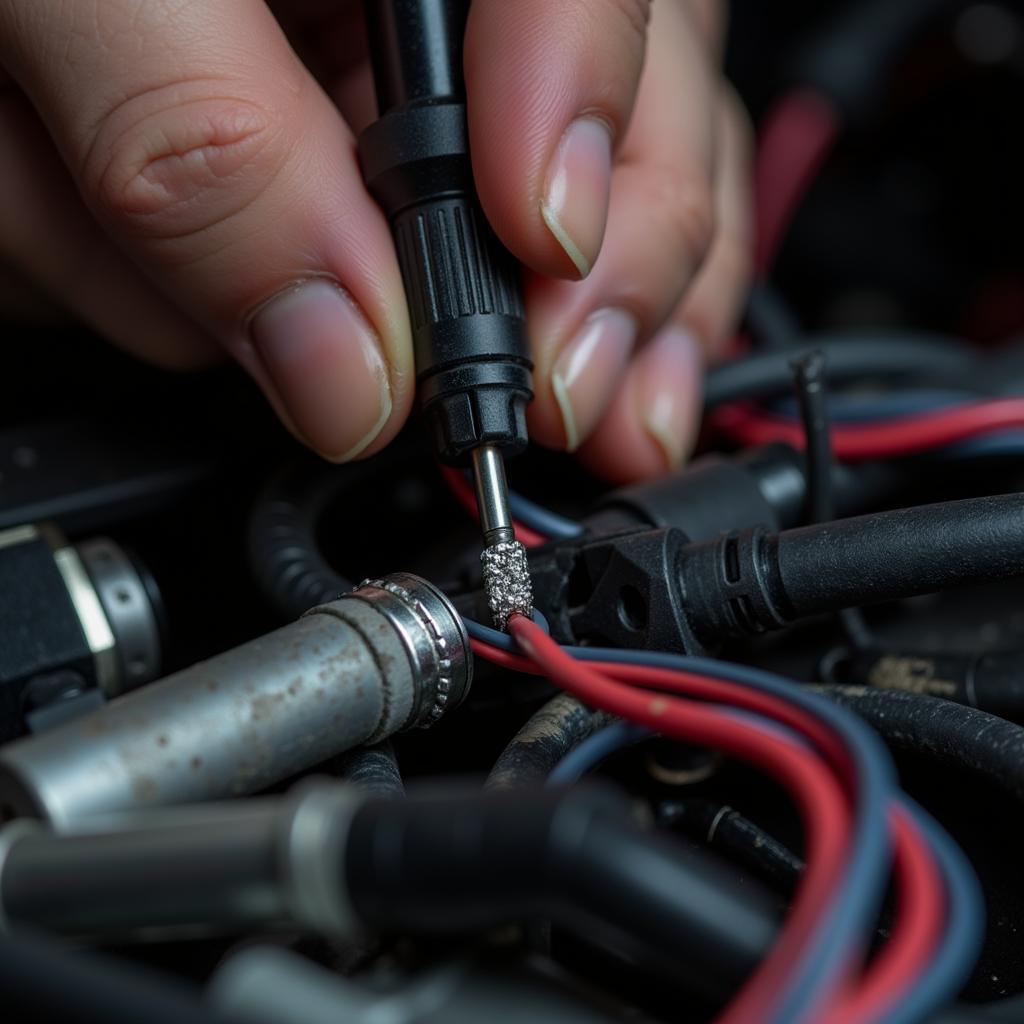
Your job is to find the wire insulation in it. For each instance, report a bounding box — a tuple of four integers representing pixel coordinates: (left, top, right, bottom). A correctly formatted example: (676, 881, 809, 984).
(472, 616, 982, 1023)
(714, 398, 1024, 460)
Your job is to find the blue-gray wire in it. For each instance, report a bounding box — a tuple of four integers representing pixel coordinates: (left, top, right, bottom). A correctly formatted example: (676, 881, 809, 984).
(465, 614, 895, 1024)
(548, 716, 984, 1023)
(880, 798, 985, 1024)
(547, 721, 651, 785)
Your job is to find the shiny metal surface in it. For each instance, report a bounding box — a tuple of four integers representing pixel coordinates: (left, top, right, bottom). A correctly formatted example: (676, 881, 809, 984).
(51, 543, 118, 695)
(471, 446, 514, 546)
(0, 783, 364, 940)
(0, 574, 470, 828)
(349, 572, 471, 726)
(76, 538, 161, 696)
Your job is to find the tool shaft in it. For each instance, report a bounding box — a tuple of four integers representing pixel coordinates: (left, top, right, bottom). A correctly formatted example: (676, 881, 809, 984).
(472, 446, 514, 546)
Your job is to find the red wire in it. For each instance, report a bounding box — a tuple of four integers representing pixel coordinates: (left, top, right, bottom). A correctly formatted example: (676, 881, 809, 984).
(825, 807, 945, 1024)
(712, 398, 1024, 460)
(503, 616, 853, 1024)
(755, 90, 841, 276)
(475, 626, 947, 1022)
(439, 465, 547, 548)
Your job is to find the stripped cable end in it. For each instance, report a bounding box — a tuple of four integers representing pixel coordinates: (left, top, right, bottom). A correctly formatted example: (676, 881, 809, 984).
(481, 540, 533, 631)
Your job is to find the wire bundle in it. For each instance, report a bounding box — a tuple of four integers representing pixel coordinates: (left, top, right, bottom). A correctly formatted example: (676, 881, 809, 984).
(713, 396, 1024, 461)
(467, 615, 983, 1024)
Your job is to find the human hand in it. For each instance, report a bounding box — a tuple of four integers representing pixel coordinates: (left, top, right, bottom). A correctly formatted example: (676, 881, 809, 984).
(0, 0, 750, 481)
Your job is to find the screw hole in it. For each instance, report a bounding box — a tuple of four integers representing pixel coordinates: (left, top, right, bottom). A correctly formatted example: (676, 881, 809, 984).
(618, 586, 648, 633)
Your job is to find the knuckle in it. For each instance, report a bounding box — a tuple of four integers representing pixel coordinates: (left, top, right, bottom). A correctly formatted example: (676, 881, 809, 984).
(84, 84, 290, 241)
(647, 164, 716, 266)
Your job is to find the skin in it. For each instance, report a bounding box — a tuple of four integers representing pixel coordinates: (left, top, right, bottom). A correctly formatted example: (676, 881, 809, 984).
(0, 0, 751, 484)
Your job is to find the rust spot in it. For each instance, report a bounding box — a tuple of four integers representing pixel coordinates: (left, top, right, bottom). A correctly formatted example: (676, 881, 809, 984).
(191, 756, 203, 771)
(356, 686, 364, 699)
(315, 688, 326, 700)
(157, 734, 170, 748)
(206, 680, 218, 692)
(287, 677, 303, 696)
(249, 692, 285, 722)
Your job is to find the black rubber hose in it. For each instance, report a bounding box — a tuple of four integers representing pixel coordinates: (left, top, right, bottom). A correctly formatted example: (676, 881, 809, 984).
(777, 494, 1024, 615)
(818, 685, 1024, 804)
(0, 933, 234, 1024)
(704, 332, 974, 409)
(345, 784, 777, 1003)
(336, 741, 404, 796)
(486, 694, 612, 789)
(246, 461, 360, 620)
(681, 494, 1024, 642)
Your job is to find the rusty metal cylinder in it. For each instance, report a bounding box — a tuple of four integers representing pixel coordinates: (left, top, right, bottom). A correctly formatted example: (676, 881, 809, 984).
(0, 574, 470, 829)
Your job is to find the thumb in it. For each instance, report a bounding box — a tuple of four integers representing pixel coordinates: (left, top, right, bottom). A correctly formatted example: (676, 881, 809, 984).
(465, 0, 650, 280)
(0, 0, 413, 462)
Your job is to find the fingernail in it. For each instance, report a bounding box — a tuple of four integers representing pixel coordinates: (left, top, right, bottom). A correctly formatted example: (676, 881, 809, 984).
(639, 326, 703, 470)
(251, 280, 392, 461)
(551, 307, 637, 451)
(541, 116, 613, 278)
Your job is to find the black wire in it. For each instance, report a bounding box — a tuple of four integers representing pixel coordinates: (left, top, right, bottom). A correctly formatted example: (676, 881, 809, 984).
(658, 798, 804, 895)
(705, 332, 975, 409)
(790, 351, 873, 649)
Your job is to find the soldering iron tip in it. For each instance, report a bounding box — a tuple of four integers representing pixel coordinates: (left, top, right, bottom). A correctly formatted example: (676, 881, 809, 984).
(480, 539, 534, 631)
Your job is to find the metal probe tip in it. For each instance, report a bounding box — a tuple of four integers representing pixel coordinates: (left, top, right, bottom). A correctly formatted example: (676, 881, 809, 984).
(472, 446, 534, 631)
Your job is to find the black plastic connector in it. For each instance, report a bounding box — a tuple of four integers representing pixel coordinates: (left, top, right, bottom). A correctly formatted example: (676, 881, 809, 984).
(358, 0, 532, 463)
(680, 494, 1024, 646)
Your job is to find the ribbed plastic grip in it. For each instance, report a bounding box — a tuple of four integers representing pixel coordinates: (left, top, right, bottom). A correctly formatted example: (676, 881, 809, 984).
(359, 97, 532, 462)
(394, 200, 524, 329)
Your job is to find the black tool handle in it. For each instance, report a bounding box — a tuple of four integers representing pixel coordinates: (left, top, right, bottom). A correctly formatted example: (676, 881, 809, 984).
(359, 0, 532, 463)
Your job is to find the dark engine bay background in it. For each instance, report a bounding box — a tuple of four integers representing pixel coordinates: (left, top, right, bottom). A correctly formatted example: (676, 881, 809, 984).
(4, 2, 1024, 1022)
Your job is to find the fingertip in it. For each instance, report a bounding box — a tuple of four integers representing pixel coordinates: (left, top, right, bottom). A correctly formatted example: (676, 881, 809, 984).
(538, 116, 614, 279)
(248, 279, 408, 463)
(578, 325, 703, 483)
(528, 305, 638, 452)
(466, 0, 646, 278)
